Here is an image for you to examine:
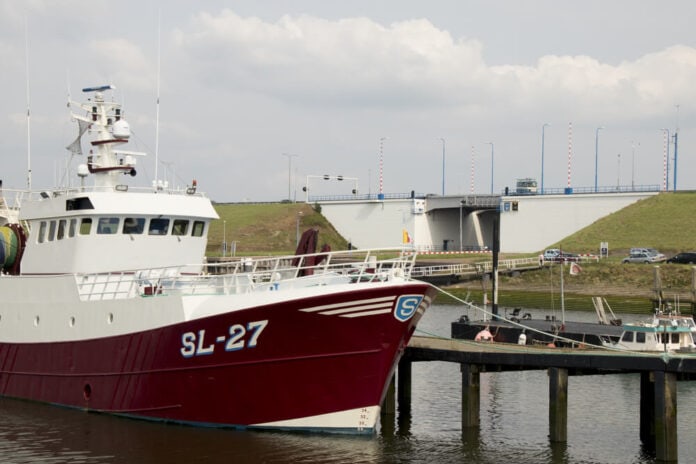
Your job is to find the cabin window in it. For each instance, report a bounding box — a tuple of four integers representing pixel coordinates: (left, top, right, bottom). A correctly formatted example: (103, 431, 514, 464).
(172, 219, 189, 236)
(148, 218, 170, 235)
(80, 218, 92, 235)
(66, 197, 95, 211)
(123, 218, 145, 234)
(48, 221, 57, 241)
(97, 217, 120, 234)
(621, 331, 634, 343)
(671, 333, 679, 344)
(69, 219, 77, 238)
(636, 332, 646, 343)
(38, 221, 47, 243)
(57, 219, 66, 240)
(192, 221, 205, 237)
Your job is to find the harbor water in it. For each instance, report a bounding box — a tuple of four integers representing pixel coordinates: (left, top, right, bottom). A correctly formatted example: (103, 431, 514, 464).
(1, 305, 695, 463)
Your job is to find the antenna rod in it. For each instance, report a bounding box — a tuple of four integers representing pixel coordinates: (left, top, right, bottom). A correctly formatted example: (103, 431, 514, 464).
(25, 17, 32, 190)
(153, 11, 162, 189)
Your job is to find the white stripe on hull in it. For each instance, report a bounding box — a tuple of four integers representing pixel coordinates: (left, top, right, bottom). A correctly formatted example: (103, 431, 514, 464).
(254, 405, 381, 433)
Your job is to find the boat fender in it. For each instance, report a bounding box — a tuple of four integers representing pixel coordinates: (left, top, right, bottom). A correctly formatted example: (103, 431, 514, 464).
(518, 332, 527, 345)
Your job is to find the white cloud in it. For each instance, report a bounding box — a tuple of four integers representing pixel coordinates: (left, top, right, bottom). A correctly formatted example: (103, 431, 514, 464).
(0, 3, 694, 200)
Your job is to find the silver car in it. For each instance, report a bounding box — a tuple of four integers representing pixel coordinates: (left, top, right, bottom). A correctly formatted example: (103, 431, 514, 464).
(622, 251, 663, 264)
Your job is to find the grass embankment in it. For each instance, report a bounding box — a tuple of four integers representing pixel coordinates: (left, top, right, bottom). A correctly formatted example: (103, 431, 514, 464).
(206, 203, 348, 256)
(204, 194, 696, 313)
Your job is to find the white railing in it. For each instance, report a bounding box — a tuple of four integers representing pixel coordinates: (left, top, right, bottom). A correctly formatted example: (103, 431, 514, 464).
(74, 248, 418, 301)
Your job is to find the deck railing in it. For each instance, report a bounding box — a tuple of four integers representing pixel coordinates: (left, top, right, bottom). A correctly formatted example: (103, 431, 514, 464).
(74, 248, 418, 301)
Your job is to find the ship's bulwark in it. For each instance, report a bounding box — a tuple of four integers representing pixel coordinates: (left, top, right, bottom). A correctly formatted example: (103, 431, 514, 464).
(0, 284, 435, 432)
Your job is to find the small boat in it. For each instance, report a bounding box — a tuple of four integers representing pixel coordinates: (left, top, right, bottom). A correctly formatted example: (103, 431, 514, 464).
(598, 308, 696, 352)
(0, 85, 435, 434)
(601, 318, 696, 353)
(451, 297, 625, 348)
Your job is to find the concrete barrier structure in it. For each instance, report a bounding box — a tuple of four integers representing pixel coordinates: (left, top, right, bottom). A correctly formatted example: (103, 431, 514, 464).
(318, 191, 657, 253)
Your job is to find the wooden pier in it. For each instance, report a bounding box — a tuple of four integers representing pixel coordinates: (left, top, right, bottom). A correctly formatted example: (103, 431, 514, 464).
(386, 335, 696, 462)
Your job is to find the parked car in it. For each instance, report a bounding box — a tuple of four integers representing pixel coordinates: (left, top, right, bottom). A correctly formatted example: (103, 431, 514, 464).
(622, 252, 664, 264)
(630, 248, 666, 261)
(543, 249, 580, 262)
(666, 252, 696, 264)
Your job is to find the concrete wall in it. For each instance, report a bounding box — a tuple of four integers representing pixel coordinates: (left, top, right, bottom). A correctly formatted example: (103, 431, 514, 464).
(319, 199, 425, 249)
(498, 192, 658, 252)
(319, 191, 658, 253)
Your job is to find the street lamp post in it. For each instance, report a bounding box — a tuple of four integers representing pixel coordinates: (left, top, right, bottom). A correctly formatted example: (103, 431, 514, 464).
(541, 123, 549, 194)
(459, 200, 463, 252)
(222, 220, 226, 257)
(440, 138, 446, 196)
(594, 127, 604, 192)
(296, 211, 303, 246)
(282, 153, 299, 202)
(485, 142, 494, 194)
(631, 141, 639, 190)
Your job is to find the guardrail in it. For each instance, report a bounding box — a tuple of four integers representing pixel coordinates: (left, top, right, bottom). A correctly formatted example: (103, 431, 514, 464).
(74, 248, 418, 301)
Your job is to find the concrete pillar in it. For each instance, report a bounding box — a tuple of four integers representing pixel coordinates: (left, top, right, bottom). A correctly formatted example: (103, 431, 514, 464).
(461, 363, 480, 428)
(397, 357, 412, 414)
(548, 367, 568, 443)
(640, 371, 655, 447)
(654, 371, 678, 462)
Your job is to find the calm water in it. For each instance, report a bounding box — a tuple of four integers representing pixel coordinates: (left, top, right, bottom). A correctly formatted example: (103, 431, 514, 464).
(1, 305, 694, 464)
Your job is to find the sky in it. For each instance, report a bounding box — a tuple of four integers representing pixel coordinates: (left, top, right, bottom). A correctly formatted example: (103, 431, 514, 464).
(1, 1, 695, 202)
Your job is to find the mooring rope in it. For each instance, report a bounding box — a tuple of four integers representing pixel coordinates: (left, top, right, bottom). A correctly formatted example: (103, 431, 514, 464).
(416, 282, 681, 360)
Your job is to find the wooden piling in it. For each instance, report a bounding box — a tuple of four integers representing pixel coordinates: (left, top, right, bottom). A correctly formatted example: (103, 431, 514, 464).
(382, 373, 396, 415)
(548, 367, 568, 443)
(461, 363, 480, 428)
(397, 357, 412, 414)
(654, 371, 678, 462)
(640, 371, 655, 448)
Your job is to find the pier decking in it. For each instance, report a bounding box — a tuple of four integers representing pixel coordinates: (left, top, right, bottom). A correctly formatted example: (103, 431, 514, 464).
(389, 335, 696, 462)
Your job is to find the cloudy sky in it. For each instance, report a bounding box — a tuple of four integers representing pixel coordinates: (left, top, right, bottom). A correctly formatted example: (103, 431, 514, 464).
(1, 1, 695, 202)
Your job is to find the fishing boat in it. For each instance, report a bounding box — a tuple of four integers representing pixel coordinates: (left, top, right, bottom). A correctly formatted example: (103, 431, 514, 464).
(451, 296, 624, 348)
(0, 85, 435, 434)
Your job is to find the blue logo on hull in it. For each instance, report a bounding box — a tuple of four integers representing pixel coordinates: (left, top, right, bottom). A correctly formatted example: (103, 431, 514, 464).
(394, 295, 423, 322)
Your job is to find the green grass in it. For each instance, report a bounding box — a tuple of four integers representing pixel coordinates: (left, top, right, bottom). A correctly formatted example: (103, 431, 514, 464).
(206, 203, 348, 256)
(546, 192, 696, 256)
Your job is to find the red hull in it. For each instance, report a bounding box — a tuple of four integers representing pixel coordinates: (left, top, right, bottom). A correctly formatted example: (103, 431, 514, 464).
(0, 284, 434, 432)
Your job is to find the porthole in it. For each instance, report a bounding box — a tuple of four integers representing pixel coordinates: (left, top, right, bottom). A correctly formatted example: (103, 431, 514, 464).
(107, 313, 114, 324)
(69, 316, 76, 327)
(33, 316, 40, 327)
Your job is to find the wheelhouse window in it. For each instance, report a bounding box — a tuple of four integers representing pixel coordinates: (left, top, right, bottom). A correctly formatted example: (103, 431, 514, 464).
(97, 217, 119, 234)
(48, 221, 57, 241)
(149, 218, 170, 235)
(621, 331, 634, 343)
(172, 219, 189, 236)
(57, 219, 66, 240)
(38, 221, 47, 243)
(69, 219, 77, 238)
(123, 218, 145, 234)
(79, 218, 92, 235)
(192, 221, 205, 237)
(636, 332, 646, 343)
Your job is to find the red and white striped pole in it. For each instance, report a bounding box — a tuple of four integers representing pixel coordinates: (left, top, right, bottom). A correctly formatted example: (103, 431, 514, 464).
(662, 130, 668, 191)
(379, 137, 385, 195)
(470, 145, 475, 194)
(567, 122, 573, 189)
